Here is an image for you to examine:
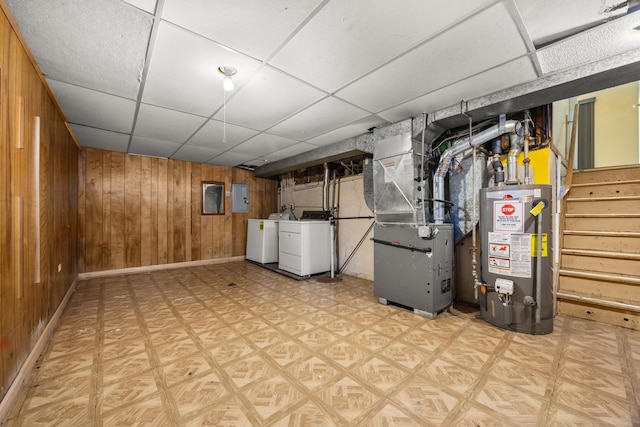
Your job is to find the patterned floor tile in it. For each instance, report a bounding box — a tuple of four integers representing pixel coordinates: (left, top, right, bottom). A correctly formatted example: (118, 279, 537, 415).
(502, 341, 555, 372)
(161, 354, 213, 387)
(285, 356, 341, 392)
(102, 337, 147, 361)
(101, 393, 170, 426)
(168, 372, 232, 418)
(231, 318, 271, 335)
(352, 357, 410, 393)
(420, 358, 480, 395)
(318, 375, 383, 423)
(225, 354, 278, 389)
(440, 343, 492, 372)
(35, 351, 94, 381)
(370, 319, 411, 338)
(262, 340, 310, 367)
(473, 379, 544, 424)
(147, 327, 191, 348)
(102, 351, 152, 384)
(563, 343, 626, 374)
(323, 318, 361, 337)
(269, 400, 338, 427)
(261, 309, 297, 325)
(241, 374, 305, 422)
(347, 329, 390, 351)
(276, 319, 317, 337)
(554, 381, 633, 425)
(297, 328, 340, 350)
(358, 401, 419, 427)
(450, 404, 517, 426)
(197, 326, 239, 348)
(101, 370, 158, 413)
(559, 359, 628, 399)
(209, 339, 255, 365)
(182, 396, 254, 427)
(321, 340, 371, 368)
(245, 327, 289, 349)
(17, 395, 91, 427)
(392, 377, 460, 425)
(378, 342, 430, 370)
(153, 338, 200, 366)
(23, 373, 91, 412)
(401, 329, 448, 353)
(489, 357, 551, 397)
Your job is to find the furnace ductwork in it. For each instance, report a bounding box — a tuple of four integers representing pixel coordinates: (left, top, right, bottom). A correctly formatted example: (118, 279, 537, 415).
(433, 120, 518, 224)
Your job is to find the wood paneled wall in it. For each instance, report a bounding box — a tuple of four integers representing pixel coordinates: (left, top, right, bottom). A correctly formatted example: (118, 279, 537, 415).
(0, 6, 79, 402)
(78, 148, 278, 272)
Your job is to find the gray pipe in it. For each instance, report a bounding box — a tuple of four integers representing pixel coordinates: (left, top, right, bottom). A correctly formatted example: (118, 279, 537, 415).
(322, 163, 329, 211)
(433, 120, 518, 223)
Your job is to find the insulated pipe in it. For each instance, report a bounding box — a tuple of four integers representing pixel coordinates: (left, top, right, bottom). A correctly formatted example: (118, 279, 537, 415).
(433, 120, 518, 223)
(507, 133, 521, 184)
(322, 163, 329, 211)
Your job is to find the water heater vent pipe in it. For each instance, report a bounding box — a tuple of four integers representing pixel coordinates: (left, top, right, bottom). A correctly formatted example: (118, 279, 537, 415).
(433, 120, 518, 224)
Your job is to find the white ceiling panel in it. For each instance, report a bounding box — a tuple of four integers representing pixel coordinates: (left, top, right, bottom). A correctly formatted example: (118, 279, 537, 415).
(121, 0, 156, 14)
(267, 97, 370, 141)
(72, 124, 130, 152)
(6, 0, 151, 98)
(262, 142, 319, 163)
(143, 22, 262, 116)
(48, 79, 136, 134)
(305, 115, 390, 147)
(187, 119, 259, 149)
(129, 135, 182, 158)
(214, 66, 325, 130)
(231, 133, 299, 157)
(515, 0, 624, 46)
(336, 3, 529, 114)
(270, 0, 496, 92)
(378, 57, 538, 123)
(207, 151, 257, 167)
(171, 144, 223, 163)
(162, 0, 323, 61)
(134, 103, 207, 142)
(537, 12, 640, 74)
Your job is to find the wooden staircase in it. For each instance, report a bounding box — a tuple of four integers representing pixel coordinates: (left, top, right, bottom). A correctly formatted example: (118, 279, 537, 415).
(557, 164, 640, 330)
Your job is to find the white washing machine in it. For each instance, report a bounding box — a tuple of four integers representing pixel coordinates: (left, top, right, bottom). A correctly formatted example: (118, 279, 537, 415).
(246, 219, 280, 263)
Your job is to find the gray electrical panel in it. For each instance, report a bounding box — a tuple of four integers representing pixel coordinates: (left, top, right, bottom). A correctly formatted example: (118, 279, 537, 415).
(232, 183, 249, 213)
(373, 223, 454, 317)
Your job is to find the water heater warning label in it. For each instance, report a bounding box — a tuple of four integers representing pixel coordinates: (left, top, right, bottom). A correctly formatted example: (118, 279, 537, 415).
(488, 232, 532, 278)
(493, 201, 524, 232)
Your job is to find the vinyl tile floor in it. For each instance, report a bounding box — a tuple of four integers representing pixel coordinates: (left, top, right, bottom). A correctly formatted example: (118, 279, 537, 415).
(5, 261, 640, 426)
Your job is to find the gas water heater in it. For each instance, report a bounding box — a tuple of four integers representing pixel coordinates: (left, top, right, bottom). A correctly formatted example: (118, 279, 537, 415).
(479, 184, 553, 334)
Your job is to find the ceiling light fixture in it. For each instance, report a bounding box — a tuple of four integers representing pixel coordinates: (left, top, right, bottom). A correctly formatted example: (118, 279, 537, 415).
(218, 65, 237, 143)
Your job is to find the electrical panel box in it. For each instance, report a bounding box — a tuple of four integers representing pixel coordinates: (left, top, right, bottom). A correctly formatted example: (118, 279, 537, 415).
(232, 183, 249, 213)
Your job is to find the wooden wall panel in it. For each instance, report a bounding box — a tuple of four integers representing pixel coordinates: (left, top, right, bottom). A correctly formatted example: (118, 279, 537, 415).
(0, 4, 79, 403)
(79, 148, 278, 272)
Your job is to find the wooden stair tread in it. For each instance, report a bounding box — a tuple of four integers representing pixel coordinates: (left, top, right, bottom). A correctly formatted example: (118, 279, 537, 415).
(559, 268, 640, 285)
(565, 213, 640, 218)
(562, 249, 640, 260)
(556, 290, 640, 313)
(571, 179, 640, 188)
(563, 230, 640, 237)
(566, 196, 640, 202)
(573, 164, 640, 173)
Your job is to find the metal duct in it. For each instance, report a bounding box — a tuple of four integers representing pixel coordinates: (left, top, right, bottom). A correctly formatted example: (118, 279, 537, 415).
(363, 158, 374, 213)
(433, 120, 518, 224)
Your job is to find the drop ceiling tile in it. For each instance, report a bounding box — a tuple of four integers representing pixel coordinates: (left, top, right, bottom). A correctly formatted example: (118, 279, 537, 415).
(514, 0, 622, 47)
(267, 97, 370, 141)
(336, 2, 529, 113)
(377, 57, 538, 123)
(231, 133, 299, 157)
(134, 103, 207, 143)
(262, 142, 318, 162)
(162, 0, 323, 60)
(121, 0, 156, 13)
(269, 0, 495, 92)
(71, 124, 130, 152)
(214, 66, 325, 130)
(129, 136, 182, 158)
(537, 12, 640, 74)
(142, 22, 262, 116)
(48, 79, 136, 133)
(305, 115, 389, 147)
(170, 144, 223, 163)
(188, 119, 259, 150)
(6, 0, 151, 98)
(207, 151, 256, 167)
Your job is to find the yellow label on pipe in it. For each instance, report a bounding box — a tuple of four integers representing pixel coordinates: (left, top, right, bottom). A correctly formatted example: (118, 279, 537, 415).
(529, 201, 544, 216)
(531, 233, 548, 257)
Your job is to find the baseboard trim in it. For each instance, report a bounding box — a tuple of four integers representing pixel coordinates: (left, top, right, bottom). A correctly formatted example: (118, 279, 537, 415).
(0, 277, 79, 424)
(78, 256, 247, 280)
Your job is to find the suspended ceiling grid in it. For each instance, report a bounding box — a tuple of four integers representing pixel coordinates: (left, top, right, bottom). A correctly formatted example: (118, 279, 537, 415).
(5, 0, 640, 168)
